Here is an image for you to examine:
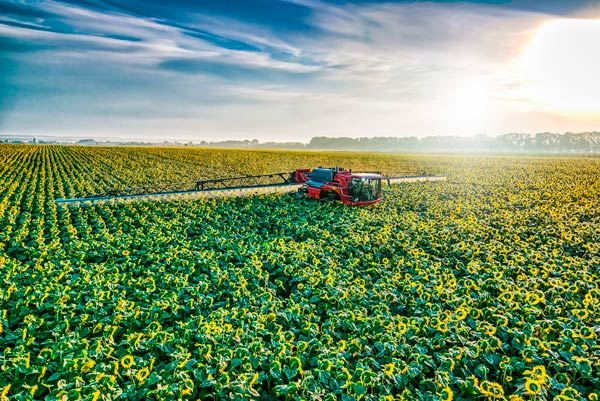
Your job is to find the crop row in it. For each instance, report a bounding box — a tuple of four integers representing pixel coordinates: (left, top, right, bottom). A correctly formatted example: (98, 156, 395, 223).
(0, 144, 598, 400)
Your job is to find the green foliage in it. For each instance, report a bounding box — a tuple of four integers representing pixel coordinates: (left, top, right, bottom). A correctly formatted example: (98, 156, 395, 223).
(0, 144, 599, 400)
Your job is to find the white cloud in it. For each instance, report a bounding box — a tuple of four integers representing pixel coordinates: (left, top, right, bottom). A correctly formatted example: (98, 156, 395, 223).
(185, 14, 303, 57)
(3, 0, 599, 140)
(272, 1, 559, 136)
(1, 1, 320, 73)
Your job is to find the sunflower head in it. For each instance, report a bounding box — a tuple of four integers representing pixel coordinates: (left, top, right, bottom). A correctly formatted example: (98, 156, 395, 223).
(455, 308, 467, 320)
(524, 378, 542, 395)
(530, 365, 547, 382)
(560, 387, 581, 398)
(136, 367, 150, 382)
(480, 380, 504, 398)
(440, 386, 453, 401)
(437, 322, 449, 333)
(121, 354, 135, 369)
(383, 363, 395, 377)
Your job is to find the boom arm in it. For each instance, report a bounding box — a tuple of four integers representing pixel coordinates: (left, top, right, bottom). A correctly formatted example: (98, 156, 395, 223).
(195, 172, 296, 191)
(56, 171, 304, 204)
(54, 168, 446, 205)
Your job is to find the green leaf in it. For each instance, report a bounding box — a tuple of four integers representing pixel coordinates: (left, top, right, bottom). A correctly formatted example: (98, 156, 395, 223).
(283, 366, 298, 380)
(147, 372, 160, 386)
(474, 364, 489, 379)
(353, 383, 367, 399)
(230, 358, 243, 370)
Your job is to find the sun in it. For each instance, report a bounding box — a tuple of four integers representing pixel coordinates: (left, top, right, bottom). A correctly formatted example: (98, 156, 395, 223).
(519, 18, 600, 114)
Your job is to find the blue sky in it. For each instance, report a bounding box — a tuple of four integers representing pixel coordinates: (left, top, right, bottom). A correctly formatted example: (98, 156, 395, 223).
(1, 0, 599, 141)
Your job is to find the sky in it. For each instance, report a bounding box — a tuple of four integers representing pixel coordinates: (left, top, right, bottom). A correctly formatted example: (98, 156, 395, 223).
(1, 0, 600, 142)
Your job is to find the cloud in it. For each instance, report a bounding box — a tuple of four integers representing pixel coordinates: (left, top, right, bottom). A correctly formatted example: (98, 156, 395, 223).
(0, 0, 326, 77)
(185, 14, 303, 57)
(270, 2, 554, 136)
(0, 1, 55, 21)
(1, 0, 596, 140)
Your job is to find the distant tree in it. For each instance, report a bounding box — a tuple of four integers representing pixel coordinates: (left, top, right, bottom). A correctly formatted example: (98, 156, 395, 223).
(77, 139, 96, 145)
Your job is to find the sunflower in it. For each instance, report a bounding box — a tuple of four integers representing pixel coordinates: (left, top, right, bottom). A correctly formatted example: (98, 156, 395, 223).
(524, 378, 542, 395)
(555, 372, 570, 386)
(437, 322, 449, 333)
(249, 371, 259, 388)
(479, 380, 504, 399)
(81, 359, 96, 373)
(0, 384, 10, 400)
(439, 386, 453, 401)
(470, 308, 482, 319)
(483, 325, 497, 335)
(581, 327, 595, 339)
(559, 388, 581, 398)
(521, 349, 534, 363)
(530, 365, 547, 382)
(121, 355, 135, 369)
(136, 367, 150, 383)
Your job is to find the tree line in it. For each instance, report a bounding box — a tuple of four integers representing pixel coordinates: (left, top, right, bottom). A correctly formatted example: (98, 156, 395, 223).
(305, 132, 600, 153)
(3, 131, 599, 153)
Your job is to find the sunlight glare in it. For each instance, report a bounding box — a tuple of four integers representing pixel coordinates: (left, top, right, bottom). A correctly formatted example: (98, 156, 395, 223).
(441, 78, 490, 134)
(520, 19, 600, 114)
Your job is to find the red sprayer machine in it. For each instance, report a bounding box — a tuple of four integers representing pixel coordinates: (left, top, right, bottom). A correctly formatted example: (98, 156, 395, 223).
(56, 167, 446, 205)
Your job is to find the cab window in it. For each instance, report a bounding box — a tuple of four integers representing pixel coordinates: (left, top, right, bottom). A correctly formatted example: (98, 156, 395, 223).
(349, 177, 381, 201)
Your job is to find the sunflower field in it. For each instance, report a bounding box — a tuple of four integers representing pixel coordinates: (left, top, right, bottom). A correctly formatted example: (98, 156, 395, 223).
(0, 144, 598, 400)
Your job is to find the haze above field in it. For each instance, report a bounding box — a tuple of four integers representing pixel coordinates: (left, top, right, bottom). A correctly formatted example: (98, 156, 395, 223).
(1, 0, 600, 141)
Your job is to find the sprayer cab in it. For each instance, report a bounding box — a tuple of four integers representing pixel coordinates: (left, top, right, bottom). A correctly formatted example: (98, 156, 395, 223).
(295, 167, 383, 206)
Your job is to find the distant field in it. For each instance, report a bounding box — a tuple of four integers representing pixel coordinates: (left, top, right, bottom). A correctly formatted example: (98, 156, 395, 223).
(0, 144, 598, 400)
